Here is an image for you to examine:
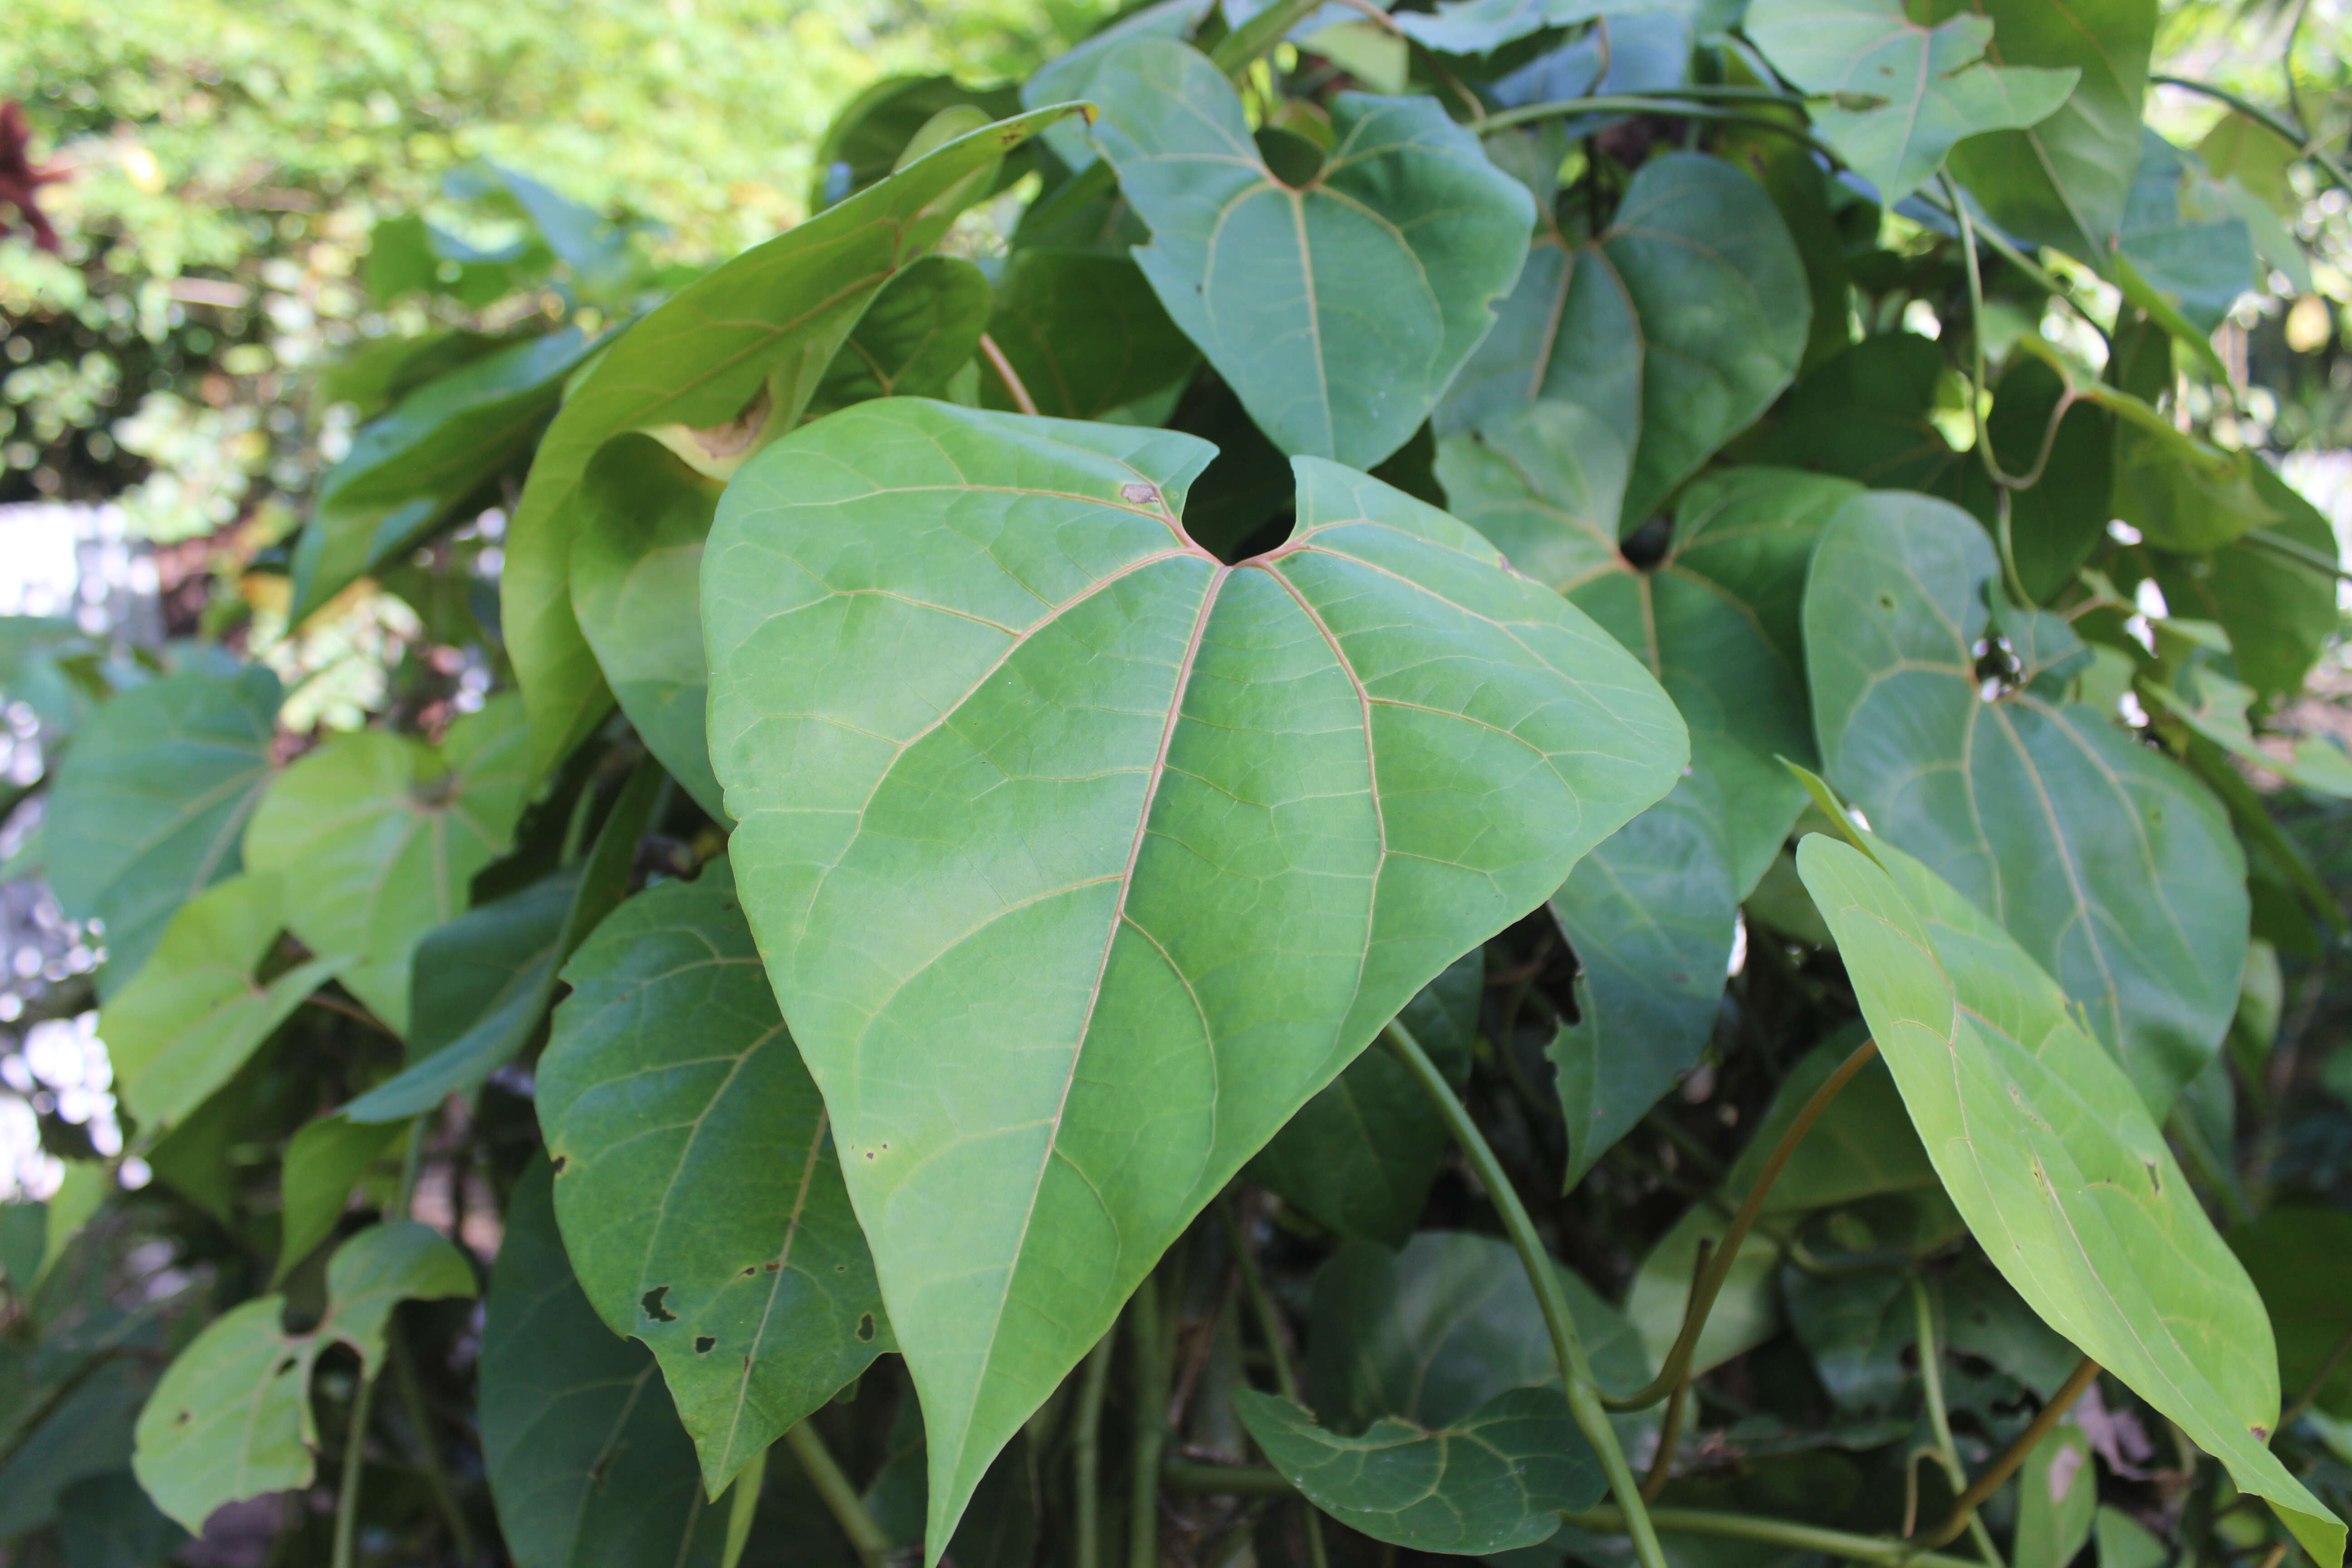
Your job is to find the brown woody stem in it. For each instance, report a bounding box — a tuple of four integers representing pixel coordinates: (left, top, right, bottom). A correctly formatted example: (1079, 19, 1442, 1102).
(1920, 1357, 2101, 1550)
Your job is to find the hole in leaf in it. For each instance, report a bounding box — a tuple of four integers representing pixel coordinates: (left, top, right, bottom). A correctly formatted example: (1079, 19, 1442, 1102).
(1619, 515, 1672, 570)
(740, 1266, 756, 1278)
(642, 1286, 678, 1323)
(1877, 592, 1897, 611)
(550, 1155, 568, 1176)
(695, 1335, 716, 1354)
(2144, 1160, 2161, 1194)
(857, 1313, 876, 1342)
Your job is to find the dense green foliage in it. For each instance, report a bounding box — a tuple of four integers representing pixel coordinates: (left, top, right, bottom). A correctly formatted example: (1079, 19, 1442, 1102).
(7, 1, 2352, 1566)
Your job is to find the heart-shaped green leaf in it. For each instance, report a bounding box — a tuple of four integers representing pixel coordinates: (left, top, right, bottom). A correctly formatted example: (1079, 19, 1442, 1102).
(1932, 0, 2157, 261)
(289, 326, 590, 622)
(540, 859, 890, 1495)
(481, 1160, 734, 1568)
(1088, 37, 1534, 470)
(1795, 833, 2344, 1567)
(1805, 491, 2245, 1114)
(1247, 949, 1483, 1245)
(2146, 463, 2337, 703)
(1238, 1384, 1606, 1552)
(97, 873, 345, 1140)
(1746, 0, 2076, 206)
(502, 105, 1081, 779)
(273, 1114, 402, 1284)
(1440, 153, 1808, 531)
(132, 1221, 475, 1532)
(46, 665, 281, 990)
(243, 696, 530, 1034)
(702, 399, 1684, 1551)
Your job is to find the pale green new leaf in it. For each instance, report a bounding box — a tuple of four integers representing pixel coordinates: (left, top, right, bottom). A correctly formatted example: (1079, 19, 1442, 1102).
(539, 861, 890, 1495)
(289, 327, 591, 622)
(1247, 949, 1484, 1246)
(502, 105, 1082, 779)
(702, 399, 1685, 1553)
(481, 1160, 732, 1568)
(131, 1222, 475, 1532)
(45, 666, 280, 990)
(1933, 0, 2158, 260)
(1440, 155, 1808, 530)
(1805, 491, 2245, 1114)
(1237, 1385, 1605, 1553)
(97, 874, 345, 1140)
(1794, 833, 2344, 1566)
(242, 696, 530, 1034)
(1746, 0, 2075, 206)
(1089, 38, 1534, 470)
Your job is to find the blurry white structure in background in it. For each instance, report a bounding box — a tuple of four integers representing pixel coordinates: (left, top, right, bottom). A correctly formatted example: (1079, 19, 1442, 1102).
(2280, 451, 2352, 613)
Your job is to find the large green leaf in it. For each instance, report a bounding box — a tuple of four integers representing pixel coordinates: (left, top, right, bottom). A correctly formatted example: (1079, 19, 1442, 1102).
(1439, 154, 1808, 530)
(539, 860, 891, 1494)
(2117, 128, 2258, 337)
(1019, 0, 1211, 172)
(1795, 833, 2344, 1565)
(131, 1221, 475, 1532)
(1392, 0, 1622, 55)
(1238, 1385, 1606, 1553)
(45, 666, 280, 989)
(2230, 1208, 2352, 1420)
(480, 1159, 733, 1568)
(1246, 949, 1484, 1246)
(501, 105, 1081, 779)
(701, 399, 1685, 1550)
(96, 874, 344, 1140)
(289, 326, 591, 622)
(812, 75, 1024, 209)
(1746, 0, 2075, 206)
(242, 696, 531, 1034)
(977, 249, 1197, 421)
(1805, 491, 2245, 1113)
(1088, 37, 1533, 470)
(1740, 333, 1965, 495)
(1935, 0, 2158, 261)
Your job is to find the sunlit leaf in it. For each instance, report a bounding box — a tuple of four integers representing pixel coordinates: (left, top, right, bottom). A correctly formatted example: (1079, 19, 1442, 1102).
(1089, 37, 1534, 469)
(702, 398, 1684, 1550)
(273, 1114, 402, 1285)
(131, 1222, 475, 1532)
(46, 666, 280, 990)
(97, 873, 344, 1140)
(1747, 0, 2075, 206)
(242, 696, 531, 1034)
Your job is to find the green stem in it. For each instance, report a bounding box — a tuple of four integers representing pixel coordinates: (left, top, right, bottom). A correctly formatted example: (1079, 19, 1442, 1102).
(1564, 1506, 1987, 1568)
(331, 1371, 380, 1568)
(1911, 1279, 2005, 1568)
(1129, 1270, 1169, 1568)
(1223, 1203, 1330, 1568)
(1605, 1038, 1882, 1412)
(720, 1444, 769, 1568)
(2243, 525, 2352, 583)
(387, 1327, 476, 1562)
(1921, 1357, 2101, 1550)
(1383, 1022, 1668, 1568)
(1073, 1330, 1116, 1568)
(784, 1420, 892, 1568)
(2146, 74, 2352, 193)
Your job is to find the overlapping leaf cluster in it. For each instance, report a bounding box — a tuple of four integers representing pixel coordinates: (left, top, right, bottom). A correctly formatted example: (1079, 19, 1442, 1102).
(3, 0, 2351, 1565)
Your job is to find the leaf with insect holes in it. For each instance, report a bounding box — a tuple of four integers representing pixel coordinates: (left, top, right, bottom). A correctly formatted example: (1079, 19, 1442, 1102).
(539, 860, 891, 1496)
(701, 398, 1684, 1554)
